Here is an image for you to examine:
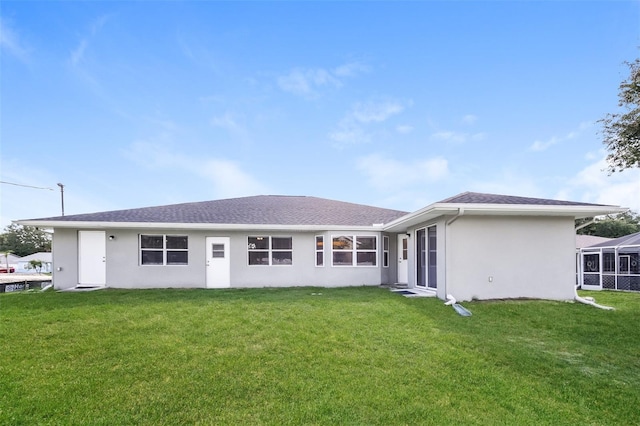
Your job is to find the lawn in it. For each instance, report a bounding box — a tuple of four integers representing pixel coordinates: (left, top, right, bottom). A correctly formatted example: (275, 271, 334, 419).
(1, 287, 639, 425)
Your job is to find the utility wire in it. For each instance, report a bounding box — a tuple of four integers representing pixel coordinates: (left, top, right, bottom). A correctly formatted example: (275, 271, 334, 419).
(0, 181, 55, 191)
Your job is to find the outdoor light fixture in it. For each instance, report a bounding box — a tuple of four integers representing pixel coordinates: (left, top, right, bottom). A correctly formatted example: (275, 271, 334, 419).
(109, 235, 115, 241)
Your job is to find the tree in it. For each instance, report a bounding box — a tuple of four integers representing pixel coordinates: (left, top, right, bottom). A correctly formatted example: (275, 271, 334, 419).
(1, 250, 12, 271)
(0, 224, 51, 257)
(599, 58, 640, 172)
(576, 211, 640, 238)
(27, 260, 44, 273)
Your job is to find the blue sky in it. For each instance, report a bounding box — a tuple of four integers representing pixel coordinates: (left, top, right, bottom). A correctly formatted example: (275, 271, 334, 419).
(1, 1, 639, 227)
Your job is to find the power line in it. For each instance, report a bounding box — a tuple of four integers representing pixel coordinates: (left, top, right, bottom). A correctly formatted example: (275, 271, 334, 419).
(0, 181, 55, 191)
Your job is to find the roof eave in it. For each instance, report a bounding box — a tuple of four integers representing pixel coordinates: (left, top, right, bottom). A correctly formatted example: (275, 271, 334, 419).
(14, 220, 385, 232)
(383, 203, 627, 233)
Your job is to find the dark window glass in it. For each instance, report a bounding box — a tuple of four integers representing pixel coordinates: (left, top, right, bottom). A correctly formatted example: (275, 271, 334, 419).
(272, 237, 292, 250)
(167, 251, 188, 265)
(272, 251, 293, 265)
(333, 236, 352, 250)
(333, 252, 353, 266)
(357, 237, 376, 250)
(142, 251, 163, 265)
(316, 252, 324, 266)
(141, 235, 163, 249)
(249, 251, 270, 265)
(357, 252, 377, 266)
(248, 237, 269, 250)
(166, 236, 188, 250)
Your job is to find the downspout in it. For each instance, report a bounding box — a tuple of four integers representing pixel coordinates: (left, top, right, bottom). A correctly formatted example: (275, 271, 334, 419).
(444, 208, 464, 302)
(575, 217, 596, 232)
(573, 217, 614, 309)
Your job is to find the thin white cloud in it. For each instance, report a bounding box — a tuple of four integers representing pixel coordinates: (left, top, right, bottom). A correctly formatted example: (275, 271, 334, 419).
(469, 170, 543, 199)
(69, 14, 111, 67)
(0, 17, 29, 61)
(211, 112, 244, 133)
(329, 125, 371, 146)
(357, 153, 449, 191)
(529, 121, 593, 152)
(396, 125, 414, 134)
(277, 68, 340, 97)
(330, 99, 408, 147)
(559, 155, 640, 213)
(333, 61, 369, 77)
(431, 131, 486, 143)
(123, 141, 269, 198)
(352, 101, 404, 123)
(462, 114, 478, 125)
(70, 39, 89, 67)
(277, 61, 367, 98)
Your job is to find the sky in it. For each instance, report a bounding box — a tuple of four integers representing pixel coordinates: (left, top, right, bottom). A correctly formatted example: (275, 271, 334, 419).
(1, 1, 640, 228)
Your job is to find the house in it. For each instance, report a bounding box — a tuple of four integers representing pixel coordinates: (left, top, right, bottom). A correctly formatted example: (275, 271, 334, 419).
(17, 252, 53, 273)
(576, 234, 613, 249)
(16, 192, 626, 301)
(579, 231, 640, 291)
(0, 253, 20, 273)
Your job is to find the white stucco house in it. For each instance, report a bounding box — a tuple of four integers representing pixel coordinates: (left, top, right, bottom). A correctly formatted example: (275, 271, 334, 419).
(17, 252, 53, 273)
(16, 192, 626, 301)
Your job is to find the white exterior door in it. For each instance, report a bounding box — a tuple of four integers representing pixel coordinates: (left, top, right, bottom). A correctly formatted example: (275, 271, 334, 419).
(397, 235, 408, 284)
(78, 231, 106, 286)
(206, 237, 230, 288)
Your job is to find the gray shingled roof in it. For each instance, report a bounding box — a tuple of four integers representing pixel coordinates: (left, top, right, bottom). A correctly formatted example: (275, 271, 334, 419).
(438, 192, 610, 207)
(585, 231, 640, 248)
(31, 195, 409, 226)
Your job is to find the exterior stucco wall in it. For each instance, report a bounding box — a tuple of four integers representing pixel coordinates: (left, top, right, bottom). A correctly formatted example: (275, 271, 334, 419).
(447, 216, 576, 301)
(51, 228, 387, 289)
(51, 228, 79, 289)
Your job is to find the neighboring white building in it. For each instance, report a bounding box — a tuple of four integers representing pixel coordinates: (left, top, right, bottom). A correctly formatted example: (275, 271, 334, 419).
(0, 253, 20, 272)
(17, 252, 53, 273)
(16, 192, 626, 301)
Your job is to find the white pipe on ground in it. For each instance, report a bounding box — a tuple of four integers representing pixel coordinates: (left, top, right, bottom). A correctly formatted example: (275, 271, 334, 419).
(574, 288, 615, 310)
(444, 294, 456, 306)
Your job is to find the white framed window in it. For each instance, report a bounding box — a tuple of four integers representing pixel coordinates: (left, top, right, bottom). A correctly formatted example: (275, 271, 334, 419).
(140, 235, 188, 266)
(331, 235, 377, 267)
(315, 236, 324, 267)
(383, 236, 389, 268)
(248, 236, 293, 266)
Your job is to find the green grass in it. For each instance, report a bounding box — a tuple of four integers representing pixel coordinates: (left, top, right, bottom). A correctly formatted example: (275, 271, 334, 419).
(1, 287, 639, 425)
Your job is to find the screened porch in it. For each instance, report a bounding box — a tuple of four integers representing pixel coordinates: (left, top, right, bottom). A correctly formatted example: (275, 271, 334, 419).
(579, 231, 640, 291)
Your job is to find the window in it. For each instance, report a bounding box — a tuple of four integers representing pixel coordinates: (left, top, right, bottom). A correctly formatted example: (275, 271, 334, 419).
(211, 244, 225, 258)
(140, 235, 188, 265)
(248, 236, 292, 265)
(383, 236, 389, 268)
(332, 235, 377, 266)
(316, 236, 324, 267)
